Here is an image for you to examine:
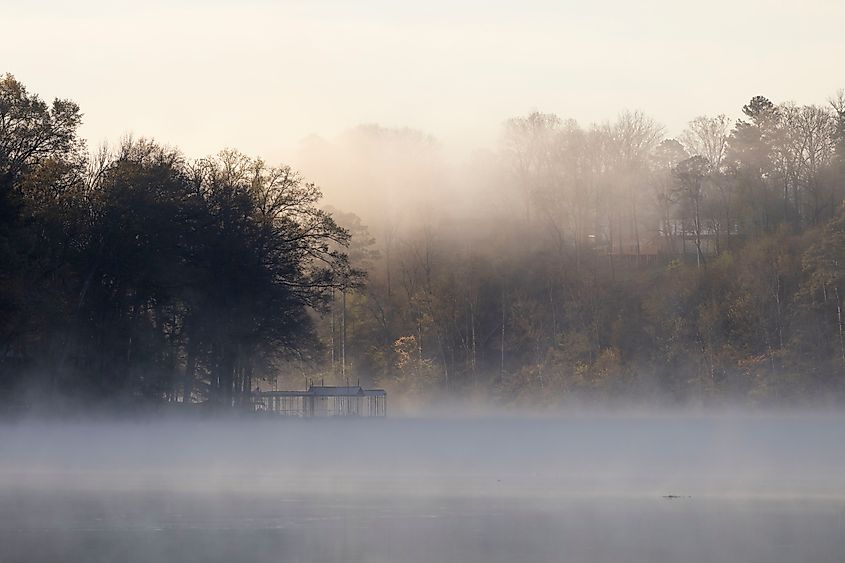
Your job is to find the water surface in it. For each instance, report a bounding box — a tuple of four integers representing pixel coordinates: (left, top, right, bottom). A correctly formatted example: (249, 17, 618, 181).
(1, 414, 842, 562)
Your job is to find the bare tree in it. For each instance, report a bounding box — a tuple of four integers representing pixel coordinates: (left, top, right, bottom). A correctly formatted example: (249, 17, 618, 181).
(681, 114, 732, 171)
(674, 156, 710, 269)
(502, 112, 562, 223)
(779, 103, 838, 224)
(613, 110, 664, 261)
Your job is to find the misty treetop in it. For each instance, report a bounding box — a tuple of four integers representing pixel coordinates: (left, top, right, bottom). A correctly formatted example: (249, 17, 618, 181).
(0, 74, 356, 411)
(302, 94, 845, 408)
(2, 73, 845, 412)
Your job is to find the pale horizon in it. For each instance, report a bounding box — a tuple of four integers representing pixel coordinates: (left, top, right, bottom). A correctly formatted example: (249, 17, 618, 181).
(6, 0, 844, 163)
(4, 4, 845, 562)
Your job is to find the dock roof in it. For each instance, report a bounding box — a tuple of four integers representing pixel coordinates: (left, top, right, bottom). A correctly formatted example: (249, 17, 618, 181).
(260, 385, 386, 398)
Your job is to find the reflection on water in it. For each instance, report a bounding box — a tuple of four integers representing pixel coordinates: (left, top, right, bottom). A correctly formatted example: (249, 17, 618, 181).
(1, 491, 843, 563)
(0, 415, 843, 562)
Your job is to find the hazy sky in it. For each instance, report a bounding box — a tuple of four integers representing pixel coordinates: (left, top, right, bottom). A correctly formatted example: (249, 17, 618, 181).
(5, 0, 844, 161)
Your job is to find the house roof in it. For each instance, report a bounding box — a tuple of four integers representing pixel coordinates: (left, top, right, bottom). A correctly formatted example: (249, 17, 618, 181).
(309, 385, 366, 397)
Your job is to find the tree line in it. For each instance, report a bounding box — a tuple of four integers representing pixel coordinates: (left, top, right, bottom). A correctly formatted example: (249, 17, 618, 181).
(3, 73, 845, 412)
(309, 95, 845, 408)
(0, 74, 356, 412)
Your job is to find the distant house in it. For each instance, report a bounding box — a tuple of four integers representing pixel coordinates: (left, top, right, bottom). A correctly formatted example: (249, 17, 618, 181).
(592, 219, 740, 268)
(257, 384, 387, 417)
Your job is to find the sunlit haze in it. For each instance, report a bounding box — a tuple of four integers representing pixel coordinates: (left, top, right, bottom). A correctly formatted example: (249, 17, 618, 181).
(4, 3, 845, 562)
(6, 0, 844, 160)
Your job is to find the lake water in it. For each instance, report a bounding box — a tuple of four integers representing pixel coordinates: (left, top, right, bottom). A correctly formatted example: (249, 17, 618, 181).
(1, 414, 843, 562)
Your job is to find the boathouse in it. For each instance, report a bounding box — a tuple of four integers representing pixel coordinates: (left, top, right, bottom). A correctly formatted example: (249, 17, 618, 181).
(258, 384, 387, 417)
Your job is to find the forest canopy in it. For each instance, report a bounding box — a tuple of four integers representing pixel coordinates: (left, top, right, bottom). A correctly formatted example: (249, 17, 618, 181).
(2, 74, 845, 413)
(0, 74, 355, 412)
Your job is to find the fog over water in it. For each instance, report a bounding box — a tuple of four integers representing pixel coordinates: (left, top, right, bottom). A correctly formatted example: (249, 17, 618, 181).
(5, 1, 845, 560)
(1, 414, 843, 562)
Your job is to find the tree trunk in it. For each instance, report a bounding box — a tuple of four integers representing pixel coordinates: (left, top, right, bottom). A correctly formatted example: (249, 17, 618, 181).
(341, 290, 347, 378)
(182, 339, 197, 405)
(330, 289, 336, 374)
(215, 347, 235, 409)
(470, 300, 477, 389)
(835, 286, 845, 365)
(500, 288, 506, 375)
